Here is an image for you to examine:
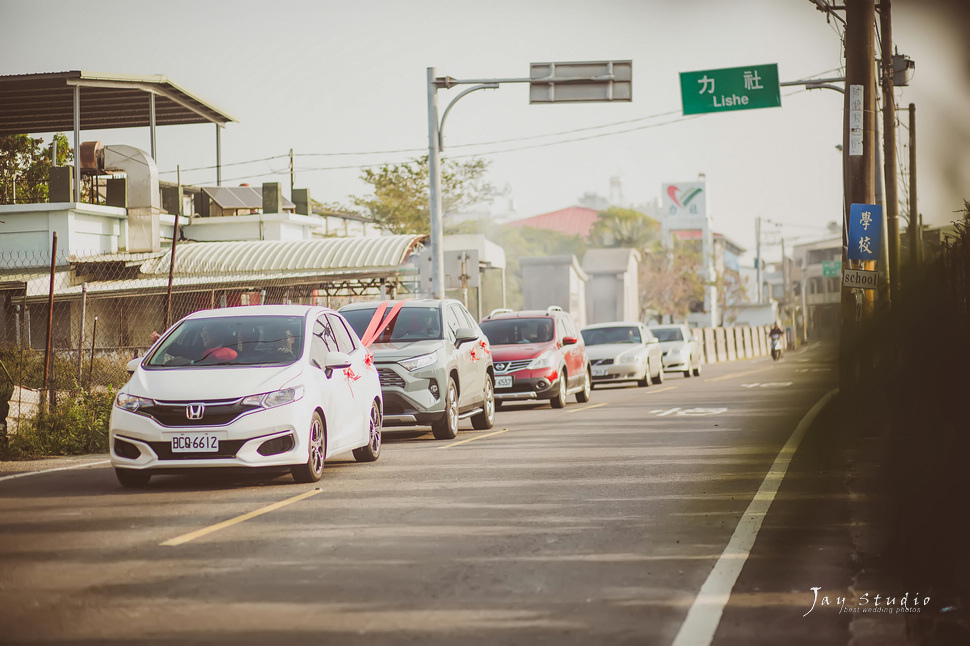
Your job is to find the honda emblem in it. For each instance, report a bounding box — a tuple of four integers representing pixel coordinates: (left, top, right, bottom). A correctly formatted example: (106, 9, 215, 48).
(186, 403, 205, 420)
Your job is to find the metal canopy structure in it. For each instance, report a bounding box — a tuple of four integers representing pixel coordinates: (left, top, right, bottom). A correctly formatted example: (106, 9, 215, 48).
(0, 71, 237, 197)
(0, 71, 236, 135)
(16, 235, 428, 307)
(138, 236, 425, 277)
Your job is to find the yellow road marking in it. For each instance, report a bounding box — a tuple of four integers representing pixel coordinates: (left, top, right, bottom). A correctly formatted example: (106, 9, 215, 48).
(645, 385, 678, 394)
(161, 489, 323, 546)
(565, 402, 609, 414)
(439, 428, 509, 448)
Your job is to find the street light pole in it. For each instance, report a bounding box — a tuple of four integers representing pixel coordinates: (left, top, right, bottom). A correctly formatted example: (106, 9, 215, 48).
(425, 61, 630, 298)
(427, 67, 445, 298)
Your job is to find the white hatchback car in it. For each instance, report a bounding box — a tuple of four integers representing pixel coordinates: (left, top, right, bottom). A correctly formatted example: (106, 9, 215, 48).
(109, 305, 382, 487)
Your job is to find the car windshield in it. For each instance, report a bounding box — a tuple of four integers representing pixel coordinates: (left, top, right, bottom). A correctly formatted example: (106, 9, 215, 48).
(342, 306, 443, 342)
(581, 326, 642, 345)
(651, 328, 685, 342)
(479, 318, 554, 345)
(145, 315, 305, 367)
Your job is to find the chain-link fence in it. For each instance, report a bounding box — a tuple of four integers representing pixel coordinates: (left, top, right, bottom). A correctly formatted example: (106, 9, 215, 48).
(1, 242, 422, 447)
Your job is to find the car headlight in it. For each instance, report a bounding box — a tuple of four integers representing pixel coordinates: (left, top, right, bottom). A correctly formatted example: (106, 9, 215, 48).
(243, 385, 304, 409)
(528, 350, 557, 370)
(398, 352, 437, 372)
(667, 347, 684, 358)
(115, 392, 153, 412)
(618, 353, 642, 365)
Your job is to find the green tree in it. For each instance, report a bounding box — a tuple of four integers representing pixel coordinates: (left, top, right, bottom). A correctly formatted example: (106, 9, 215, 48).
(588, 206, 661, 250)
(639, 238, 707, 323)
(0, 133, 73, 204)
(351, 156, 492, 235)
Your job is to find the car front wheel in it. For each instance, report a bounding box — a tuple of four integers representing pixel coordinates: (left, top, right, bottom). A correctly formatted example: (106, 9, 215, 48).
(576, 367, 591, 403)
(432, 378, 459, 440)
(292, 411, 325, 483)
(652, 362, 665, 385)
(353, 400, 382, 462)
(551, 368, 568, 409)
(471, 376, 495, 430)
(637, 360, 651, 387)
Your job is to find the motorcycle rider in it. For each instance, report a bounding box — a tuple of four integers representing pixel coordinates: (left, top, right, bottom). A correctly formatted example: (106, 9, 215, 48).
(769, 322, 784, 360)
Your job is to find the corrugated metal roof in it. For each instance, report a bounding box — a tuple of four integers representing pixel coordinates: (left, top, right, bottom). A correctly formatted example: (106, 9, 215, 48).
(139, 235, 426, 275)
(0, 71, 236, 136)
(203, 186, 295, 210)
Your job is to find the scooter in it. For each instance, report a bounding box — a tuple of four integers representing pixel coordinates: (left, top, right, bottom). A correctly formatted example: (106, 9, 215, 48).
(770, 334, 784, 361)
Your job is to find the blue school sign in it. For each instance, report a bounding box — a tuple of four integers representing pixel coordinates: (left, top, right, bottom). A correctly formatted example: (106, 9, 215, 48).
(847, 204, 882, 261)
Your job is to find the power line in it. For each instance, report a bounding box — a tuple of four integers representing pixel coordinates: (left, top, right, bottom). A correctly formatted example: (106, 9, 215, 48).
(158, 68, 839, 179)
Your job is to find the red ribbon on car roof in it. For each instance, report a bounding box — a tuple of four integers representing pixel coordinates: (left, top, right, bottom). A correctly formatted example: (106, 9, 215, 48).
(359, 299, 410, 347)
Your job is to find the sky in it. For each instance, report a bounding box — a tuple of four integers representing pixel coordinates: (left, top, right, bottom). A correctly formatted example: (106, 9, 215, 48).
(1, 0, 967, 264)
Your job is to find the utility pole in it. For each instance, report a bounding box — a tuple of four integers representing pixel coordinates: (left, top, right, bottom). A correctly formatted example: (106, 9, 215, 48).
(289, 148, 295, 198)
(907, 103, 920, 268)
(755, 216, 762, 302)
(880, 0, 900, 304)
(841, 0, 877, 387)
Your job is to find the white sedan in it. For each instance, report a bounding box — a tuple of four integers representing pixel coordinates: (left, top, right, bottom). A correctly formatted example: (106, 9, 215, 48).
(650, 324, 703, 377)
(580, 322, 664, 388)
(109, 305, 382, 487)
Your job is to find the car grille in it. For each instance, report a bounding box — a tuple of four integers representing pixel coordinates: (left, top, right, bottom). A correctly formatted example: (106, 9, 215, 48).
(591, 358, 614, 366)
(377, 368, 406, 389)
(147, 440, 247, 460)
(493, 359, 532, 373)
(139, 398, 260, 428)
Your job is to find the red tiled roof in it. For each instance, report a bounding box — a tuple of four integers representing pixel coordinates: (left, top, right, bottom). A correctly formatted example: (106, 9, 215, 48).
(506, 206, 599, 239)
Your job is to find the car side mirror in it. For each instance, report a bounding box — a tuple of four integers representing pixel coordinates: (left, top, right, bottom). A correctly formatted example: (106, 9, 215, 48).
(647, 337, 659, 344)
(323, 352, 352, 378)
(126, 357, 142, 375)
(455, 327, 479, 347)
(561, 336, 578, 346)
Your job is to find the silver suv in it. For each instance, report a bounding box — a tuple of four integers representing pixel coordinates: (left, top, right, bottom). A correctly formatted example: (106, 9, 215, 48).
(340, 299, 495, 440)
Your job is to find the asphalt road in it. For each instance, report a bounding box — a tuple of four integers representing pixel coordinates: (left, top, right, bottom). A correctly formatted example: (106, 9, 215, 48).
(0, 344, 838, 645)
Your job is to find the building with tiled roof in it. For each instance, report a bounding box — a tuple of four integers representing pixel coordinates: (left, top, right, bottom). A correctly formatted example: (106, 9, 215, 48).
(505, 206, 599, 239)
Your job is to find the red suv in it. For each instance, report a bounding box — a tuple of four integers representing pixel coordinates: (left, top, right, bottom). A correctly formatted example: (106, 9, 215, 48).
(479, 307, 591, 409)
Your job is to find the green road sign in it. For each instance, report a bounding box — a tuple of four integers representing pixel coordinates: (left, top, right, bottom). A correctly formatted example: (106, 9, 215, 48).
(822, 260, 842, 277)
(680, 64, 781, 115)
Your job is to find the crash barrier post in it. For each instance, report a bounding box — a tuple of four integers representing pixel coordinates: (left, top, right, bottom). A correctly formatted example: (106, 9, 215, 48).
(726, 329, 739, 362)
(714, 328, 728, 363)
(743, 328, 755, 358)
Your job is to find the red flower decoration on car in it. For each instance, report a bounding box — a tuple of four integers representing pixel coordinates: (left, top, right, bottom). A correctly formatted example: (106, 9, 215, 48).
(364, 352, 375, 369)
(343, 366, 361, 397)
(479, 339, 491, 355)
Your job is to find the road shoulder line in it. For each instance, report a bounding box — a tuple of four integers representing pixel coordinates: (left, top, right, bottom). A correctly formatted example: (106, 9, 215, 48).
(670, 387, 839, 646)
(0, 459, 110, 483)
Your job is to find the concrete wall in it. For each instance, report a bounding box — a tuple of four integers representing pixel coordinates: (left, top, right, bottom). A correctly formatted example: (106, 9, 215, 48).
(0, 203, 128, 263)
(521, 255, 588, 328)
(695, 324, 777, 363)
